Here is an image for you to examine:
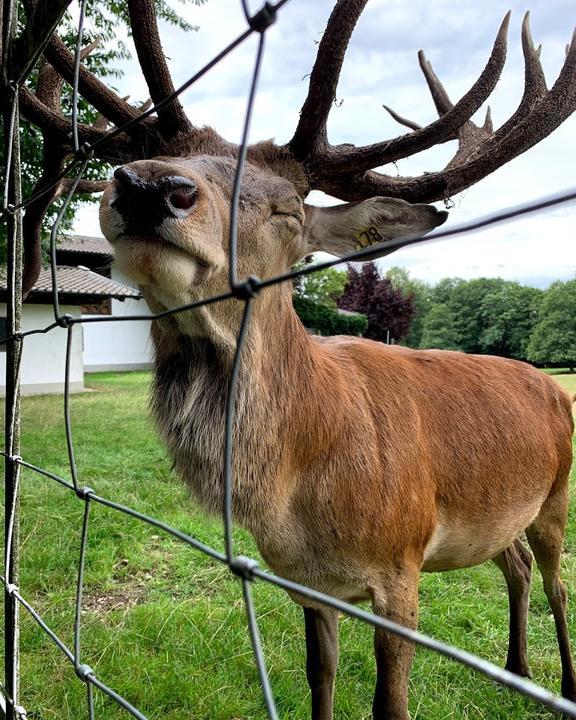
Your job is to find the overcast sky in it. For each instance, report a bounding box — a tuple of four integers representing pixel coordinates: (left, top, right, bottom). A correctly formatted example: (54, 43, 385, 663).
(75, 0, 576, 287)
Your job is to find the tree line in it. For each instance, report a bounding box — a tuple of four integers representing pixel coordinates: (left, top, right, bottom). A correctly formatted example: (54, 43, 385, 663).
(293, 261, 576, 370)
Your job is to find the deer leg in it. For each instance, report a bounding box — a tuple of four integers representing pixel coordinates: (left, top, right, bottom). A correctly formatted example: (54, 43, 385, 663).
(492, 538, 533, 677)
(303, 606, 339, 720)
(371, 565, 419, 720)
(526, 483, 576, 700)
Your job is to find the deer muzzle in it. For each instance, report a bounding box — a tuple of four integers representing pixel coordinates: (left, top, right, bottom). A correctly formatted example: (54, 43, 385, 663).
(111, 167, 198, 233)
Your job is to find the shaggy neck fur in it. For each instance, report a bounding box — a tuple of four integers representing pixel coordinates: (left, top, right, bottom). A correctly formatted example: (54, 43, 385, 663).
(150, 284, 332, 536)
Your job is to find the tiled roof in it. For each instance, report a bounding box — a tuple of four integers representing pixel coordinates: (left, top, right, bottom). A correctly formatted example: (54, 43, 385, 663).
(0, 266, 140, 300)
(57, 234, 114, 256)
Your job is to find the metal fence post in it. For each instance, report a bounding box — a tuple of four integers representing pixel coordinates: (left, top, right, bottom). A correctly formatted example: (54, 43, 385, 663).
(2, 0, 22, 716)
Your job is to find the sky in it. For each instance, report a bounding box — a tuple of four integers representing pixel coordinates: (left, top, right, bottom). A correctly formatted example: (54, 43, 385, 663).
(74, 0, 576, 287)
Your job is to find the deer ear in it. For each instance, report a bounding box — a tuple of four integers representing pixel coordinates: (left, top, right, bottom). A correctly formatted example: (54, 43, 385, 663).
(303, 197, 448, 259)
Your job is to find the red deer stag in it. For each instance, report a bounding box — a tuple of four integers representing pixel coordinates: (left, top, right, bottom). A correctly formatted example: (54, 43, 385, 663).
(17, 1, 576, 718)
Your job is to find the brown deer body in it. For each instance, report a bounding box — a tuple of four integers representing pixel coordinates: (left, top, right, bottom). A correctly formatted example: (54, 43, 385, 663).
(18, 0, 576, 716)
(100, 151, 575, 719)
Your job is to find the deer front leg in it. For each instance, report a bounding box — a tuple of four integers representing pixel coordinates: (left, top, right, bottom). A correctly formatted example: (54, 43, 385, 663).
(303, 606, 340, 720)
(371, 566, 420, 720)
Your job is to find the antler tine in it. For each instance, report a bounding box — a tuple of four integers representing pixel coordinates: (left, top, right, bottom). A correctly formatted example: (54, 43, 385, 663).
(94, 96, 152, 132)
(289, 0, 370, 160)
(382, 105, 422, 132)
(483, 106, 493, 133)
(127, 0, 193, 140)
(80, 39, 100, 60)
(305, 12, 510, 180)
(488, 12, 547, 143)
(417, 49, 453, 116)
(383, 50, 479, 148)
(139, 98, 153, 113)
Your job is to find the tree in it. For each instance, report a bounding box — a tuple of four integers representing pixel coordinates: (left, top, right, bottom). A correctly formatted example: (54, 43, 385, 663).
(339, 262, 415, 343)
(421, 277, 542, 359)
(420, 303, 461, 351)
(293, 263, 347, 308)
(527, 279, 576, 371)
(431, 277, 464, 305)
(446, 277, 509, 354)
(479, 283, 543, 360)
(385, 266, 432, 348)
(339, 263, 380, 310)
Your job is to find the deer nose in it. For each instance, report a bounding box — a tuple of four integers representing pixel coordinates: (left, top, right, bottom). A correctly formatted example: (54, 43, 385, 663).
(111, 168, 197, 228)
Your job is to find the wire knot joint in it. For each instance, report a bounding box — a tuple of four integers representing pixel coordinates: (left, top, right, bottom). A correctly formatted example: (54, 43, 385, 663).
(75, 663, 94, 682)
(249, 2, 277, 32)
(232, 276, 261, 301)
(75, 143, 94, 162)
(230, 555, 259, 580)
(56, 314, 75, 328)
(76, 486, 94, 500)
(6, 583, 18, 596)
(8, 454, 22, 464)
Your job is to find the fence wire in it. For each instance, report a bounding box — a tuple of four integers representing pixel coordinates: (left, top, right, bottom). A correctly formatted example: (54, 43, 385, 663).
(1, 1, 576, 719)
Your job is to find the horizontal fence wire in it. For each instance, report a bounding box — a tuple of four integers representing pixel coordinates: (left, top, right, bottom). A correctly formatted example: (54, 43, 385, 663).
(2, 1, 576, 719)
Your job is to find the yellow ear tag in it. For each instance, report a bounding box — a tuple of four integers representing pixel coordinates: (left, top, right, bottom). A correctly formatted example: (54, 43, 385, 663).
(355, 226, 384, 250)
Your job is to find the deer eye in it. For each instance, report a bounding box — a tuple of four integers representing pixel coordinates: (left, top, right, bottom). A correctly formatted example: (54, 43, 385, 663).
(271, 210, 300, 219)
(269, 200, 304, 223)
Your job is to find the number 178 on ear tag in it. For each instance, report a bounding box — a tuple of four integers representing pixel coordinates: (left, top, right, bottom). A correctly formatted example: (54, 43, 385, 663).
(355, 226, 384, 249)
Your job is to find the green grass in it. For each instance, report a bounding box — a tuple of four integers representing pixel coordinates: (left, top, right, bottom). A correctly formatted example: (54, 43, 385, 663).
(541, 369, 576, 396)
(2, 370, 576, 719)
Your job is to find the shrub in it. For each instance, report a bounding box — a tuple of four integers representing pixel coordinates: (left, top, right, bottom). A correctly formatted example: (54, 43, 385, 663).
(293, 296, 368, 337)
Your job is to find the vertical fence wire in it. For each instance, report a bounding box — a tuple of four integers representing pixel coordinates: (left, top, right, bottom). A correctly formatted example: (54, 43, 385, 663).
(1, 1, 576, 719)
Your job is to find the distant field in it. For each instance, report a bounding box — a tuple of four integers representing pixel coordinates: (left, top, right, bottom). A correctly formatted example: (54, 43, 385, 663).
(1, 370, 576, 719)
(551, 372, 576, 397)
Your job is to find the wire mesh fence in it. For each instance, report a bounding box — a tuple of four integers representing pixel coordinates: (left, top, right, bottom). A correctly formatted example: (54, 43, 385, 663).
(1, 1, 576, 718)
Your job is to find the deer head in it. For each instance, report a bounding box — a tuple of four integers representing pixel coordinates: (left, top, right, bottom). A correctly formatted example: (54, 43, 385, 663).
(98, 137, 447, 348)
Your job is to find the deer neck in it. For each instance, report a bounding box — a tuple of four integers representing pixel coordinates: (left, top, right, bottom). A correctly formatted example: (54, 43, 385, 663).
(150, 283, 329, 532)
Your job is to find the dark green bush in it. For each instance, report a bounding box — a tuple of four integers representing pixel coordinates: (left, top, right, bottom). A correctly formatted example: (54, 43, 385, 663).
(293, 296, 368, 337)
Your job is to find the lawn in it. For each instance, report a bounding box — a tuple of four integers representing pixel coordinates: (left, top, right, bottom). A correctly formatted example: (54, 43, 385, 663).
(2, 370, 576, 720)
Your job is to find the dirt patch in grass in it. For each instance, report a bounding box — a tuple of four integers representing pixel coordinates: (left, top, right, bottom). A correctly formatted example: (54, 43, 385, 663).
(82, 586, 146, 615)
(82, 558, 152, 616)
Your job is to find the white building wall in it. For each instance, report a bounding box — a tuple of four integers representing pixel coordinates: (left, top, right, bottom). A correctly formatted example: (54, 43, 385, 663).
(0, 303, 84, 395)
(82, 267, 153, 372)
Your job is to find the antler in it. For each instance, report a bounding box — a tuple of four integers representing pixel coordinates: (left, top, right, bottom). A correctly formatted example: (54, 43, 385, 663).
(289, 5, 576, 203)
(290, 0, 369, 157)
(127, 0, 193, 139)
(10, 0, 576, 297)
(16, 0, 179, 296)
